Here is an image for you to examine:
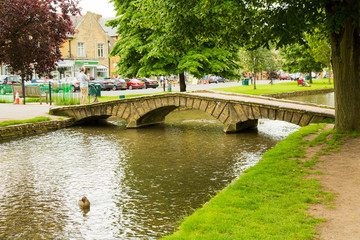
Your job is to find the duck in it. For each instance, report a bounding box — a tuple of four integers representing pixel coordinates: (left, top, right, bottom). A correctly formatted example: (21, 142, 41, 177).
(78, 196, 90, 209)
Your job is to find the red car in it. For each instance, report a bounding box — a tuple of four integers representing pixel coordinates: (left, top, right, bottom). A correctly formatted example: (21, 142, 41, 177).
(279, 74, 290, 80)
(125, 78, 145, 90)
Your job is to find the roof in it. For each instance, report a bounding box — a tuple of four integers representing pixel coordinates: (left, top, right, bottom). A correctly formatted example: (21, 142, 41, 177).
(98, 17, 118, 37)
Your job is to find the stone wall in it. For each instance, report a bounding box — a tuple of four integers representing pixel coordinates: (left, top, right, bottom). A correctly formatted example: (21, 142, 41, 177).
(0, 119, 75, 140)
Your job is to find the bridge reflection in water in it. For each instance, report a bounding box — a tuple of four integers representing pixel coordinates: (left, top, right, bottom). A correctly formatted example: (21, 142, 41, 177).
(50, 91, 335, 133)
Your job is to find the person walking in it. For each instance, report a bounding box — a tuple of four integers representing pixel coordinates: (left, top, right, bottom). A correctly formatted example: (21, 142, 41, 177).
(78, 67, 90, 105)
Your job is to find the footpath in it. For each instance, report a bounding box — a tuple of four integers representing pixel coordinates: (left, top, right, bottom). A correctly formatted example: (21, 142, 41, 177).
(0, 103, 55, 122)
(0, 103, 72, 139)
(305, 126, 360, 239)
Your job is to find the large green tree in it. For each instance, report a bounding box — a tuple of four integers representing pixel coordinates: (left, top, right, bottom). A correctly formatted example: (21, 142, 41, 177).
(307, 32, 332, 84)
(281, 43, 324, 83)
(108, 0, 241, 92)
(239, 47, 279, 88)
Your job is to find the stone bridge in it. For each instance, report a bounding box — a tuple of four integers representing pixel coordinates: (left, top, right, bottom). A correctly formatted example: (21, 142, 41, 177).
(49, 91, 335, 133)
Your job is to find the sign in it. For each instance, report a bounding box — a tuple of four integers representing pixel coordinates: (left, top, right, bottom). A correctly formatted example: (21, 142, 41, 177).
(74, 61, 98, 66)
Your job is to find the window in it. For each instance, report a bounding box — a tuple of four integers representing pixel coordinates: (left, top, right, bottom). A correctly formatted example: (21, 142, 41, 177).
(97, 43, 104, 57)
(77, 42, 85, 57)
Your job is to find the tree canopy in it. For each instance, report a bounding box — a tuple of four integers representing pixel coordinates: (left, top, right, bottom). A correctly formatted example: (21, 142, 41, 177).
(281, 43, 324, 83)
(0, 0, 80, 82)
(108, 0, 242, 91)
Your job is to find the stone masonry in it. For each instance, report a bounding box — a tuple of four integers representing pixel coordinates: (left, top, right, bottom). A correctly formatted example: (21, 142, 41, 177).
(49, 92, 335, 133)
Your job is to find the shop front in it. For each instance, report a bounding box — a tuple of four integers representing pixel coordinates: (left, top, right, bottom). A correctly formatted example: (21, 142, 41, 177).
(74, 60, 99, 78)
(55, 60, 75, 79)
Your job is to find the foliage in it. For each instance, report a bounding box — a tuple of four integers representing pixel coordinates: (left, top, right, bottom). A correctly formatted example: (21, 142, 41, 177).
(306, 33, 331, 68)
(0, 116, 52, 127)
(239, 47, 280, 74)
(281, 43, 323, 74)
(0, 0, 80, 81)
(108, 0, 242, 91)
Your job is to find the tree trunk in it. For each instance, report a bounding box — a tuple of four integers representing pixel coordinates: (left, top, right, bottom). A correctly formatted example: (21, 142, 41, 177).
(327, 52, 332, 85)
(308, 71, 313, 83)
(253, 71, 256, 89)
(179, 72, 186, 92)
(330, 18, 360, 131)
(20, 74, 26, 105)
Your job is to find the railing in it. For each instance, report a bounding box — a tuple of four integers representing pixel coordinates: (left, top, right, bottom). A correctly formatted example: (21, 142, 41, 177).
(0, 81, 81, 105)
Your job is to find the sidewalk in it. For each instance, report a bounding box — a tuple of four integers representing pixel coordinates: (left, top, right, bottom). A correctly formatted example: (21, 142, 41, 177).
(0, 103, 54, 122)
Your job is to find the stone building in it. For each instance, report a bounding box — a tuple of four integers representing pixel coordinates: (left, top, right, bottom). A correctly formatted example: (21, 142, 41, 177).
(55, 12, 119, 79)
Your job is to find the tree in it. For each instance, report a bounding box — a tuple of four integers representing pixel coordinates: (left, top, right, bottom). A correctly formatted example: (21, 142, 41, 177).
(239, 47, 279, 88)
(0, 0, 80, 103)
(307, 32, 332, 84)
(281, 43, 324, 83)
(108, 0, 242, 92)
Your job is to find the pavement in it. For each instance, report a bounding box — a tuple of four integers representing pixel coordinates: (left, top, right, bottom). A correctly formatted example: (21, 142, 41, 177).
(0, 103, 54, 122)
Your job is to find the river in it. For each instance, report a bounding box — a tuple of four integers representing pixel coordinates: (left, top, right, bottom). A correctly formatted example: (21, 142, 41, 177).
(285, 92, 334, 107)
(0, 109, 301, 239)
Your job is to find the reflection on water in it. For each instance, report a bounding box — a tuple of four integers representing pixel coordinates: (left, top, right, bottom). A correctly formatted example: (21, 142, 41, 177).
(285, 92, 334, 107)
(0, 110, 299, 239)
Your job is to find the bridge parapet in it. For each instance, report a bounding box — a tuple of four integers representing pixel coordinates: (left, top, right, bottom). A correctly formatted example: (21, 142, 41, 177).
(49, 92, 335, 133)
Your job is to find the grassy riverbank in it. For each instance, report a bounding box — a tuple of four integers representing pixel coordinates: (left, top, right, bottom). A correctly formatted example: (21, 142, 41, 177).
(163, 124, 337, 239)
(215, 79, 333, 96)
(0, 116, 52, 127)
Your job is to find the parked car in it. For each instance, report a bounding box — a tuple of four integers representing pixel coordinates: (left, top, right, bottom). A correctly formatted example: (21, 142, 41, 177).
(0, 75, 21, 85)
(96, 78, 114, 91)
(208, 76, 218, 84)
(112, 78, 128, 90)
(279, 74, 291, 80)
(216, 77, 226, 83)
(29, 79, 47, 86)
(139, 78, 159, 88)
(289, 73, 301, 80)
(90, 79, 106, 90)
(0, 75, 21, 94)
(59, 77, 80, 92)
(125, 78, 145, 90)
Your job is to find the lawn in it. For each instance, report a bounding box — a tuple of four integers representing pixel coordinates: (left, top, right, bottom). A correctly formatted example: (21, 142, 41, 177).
(215, 79, 333, 96)
(0, 116, 52, 127)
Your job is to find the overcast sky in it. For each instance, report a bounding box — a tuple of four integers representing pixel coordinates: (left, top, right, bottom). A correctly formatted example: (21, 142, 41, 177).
(78, 0, 117, 18)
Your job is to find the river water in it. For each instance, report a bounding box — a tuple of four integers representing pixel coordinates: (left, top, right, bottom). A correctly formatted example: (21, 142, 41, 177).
(285, 92, 334, 107)
(0, 110, 300, 239)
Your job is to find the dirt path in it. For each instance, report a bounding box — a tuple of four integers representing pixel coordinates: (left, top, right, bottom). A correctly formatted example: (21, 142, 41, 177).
(306, 125, 360, 239)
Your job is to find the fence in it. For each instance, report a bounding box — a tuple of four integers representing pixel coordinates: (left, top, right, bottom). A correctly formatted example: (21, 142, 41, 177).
(0, 81, 81, 105)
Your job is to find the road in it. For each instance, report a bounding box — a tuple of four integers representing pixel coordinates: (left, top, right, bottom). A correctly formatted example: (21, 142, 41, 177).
(100, 79, 293, 97)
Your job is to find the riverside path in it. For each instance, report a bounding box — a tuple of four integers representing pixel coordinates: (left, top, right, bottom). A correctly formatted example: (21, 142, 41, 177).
(49, 91, 335, 133)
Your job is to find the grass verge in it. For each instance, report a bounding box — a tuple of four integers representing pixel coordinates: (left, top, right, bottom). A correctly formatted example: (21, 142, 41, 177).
(0, 116, 52, 127)
(163, 124, 335, 240)
(214, 79, 333, 96)
(97, 92, 167, 102)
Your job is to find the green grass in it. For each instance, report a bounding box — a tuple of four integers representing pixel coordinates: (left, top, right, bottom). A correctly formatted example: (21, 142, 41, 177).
(214, 79, 333, 96)
(163, 124, 333, 240)
(97, 92, 167, 102)
(0, 116, 52, 127)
